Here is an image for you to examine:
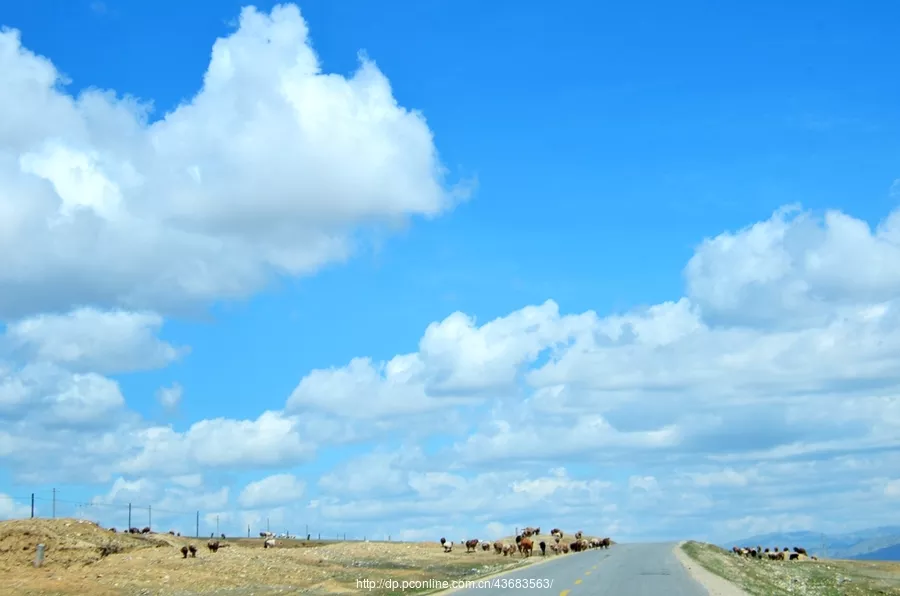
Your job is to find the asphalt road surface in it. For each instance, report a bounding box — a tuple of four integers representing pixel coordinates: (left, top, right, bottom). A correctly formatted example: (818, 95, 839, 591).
(449, 543, 710, 596)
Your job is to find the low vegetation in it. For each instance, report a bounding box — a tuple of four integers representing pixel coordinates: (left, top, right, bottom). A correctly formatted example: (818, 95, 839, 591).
(0, 518, 561, 595)
(681, 540, 900, 595)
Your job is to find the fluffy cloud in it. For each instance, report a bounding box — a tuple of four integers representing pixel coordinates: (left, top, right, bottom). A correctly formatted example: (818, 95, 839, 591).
(3, 308, 185, 373)
(296, 202, 900, 541)
(0, 3, 457, 320)
(0, 1, 459, 523)
(238, 474, 306, 509)
(0, 493, 31, 520)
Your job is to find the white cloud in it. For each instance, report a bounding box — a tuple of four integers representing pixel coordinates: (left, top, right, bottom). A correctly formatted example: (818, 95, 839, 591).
(885, 479, 900, 498)
(119, 411, 316, 476)
(0, 3, 461, 319)
(0, 493, 31, 519)
(156, 383, 183, 410)
(238, 473, 306, 509)
(283, 202, 900, 541)
(3, 308, 185, 373)
(0, 363, 125, 429)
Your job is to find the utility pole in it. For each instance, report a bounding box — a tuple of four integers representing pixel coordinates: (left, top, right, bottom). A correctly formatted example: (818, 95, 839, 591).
(128, 503, 132, 529)
(247, 525, 250, 538)
(52, 488, 56, 519)
(30, 494, 34, 518)
(267, 518, 270, 533)
(216, 515, 219, 536)
(195, 511, 199, 538)
(148, 506, 152, 530)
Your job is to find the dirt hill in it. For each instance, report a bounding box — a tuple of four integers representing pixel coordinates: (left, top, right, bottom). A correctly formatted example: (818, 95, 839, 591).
(0, 518, 176, 572)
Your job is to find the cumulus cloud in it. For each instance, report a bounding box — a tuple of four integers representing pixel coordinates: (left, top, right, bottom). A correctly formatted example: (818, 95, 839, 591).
(3, 308, 185, 373)
(0, 3, 459, 319)
(0, 493, 31, 520)
(294, 202, 900, 541)
(119, 411, 316, 476)
(238, 473, 306, 509)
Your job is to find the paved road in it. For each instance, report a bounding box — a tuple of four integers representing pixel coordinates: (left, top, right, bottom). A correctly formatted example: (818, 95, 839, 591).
(449, 543, 710, 595)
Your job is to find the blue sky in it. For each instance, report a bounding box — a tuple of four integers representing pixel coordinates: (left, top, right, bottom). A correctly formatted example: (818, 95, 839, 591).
(1, 0, 900, 543)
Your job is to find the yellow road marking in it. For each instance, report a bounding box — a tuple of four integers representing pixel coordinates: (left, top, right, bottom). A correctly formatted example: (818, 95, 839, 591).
(592, 565, 597, 569)
(585, 571, 592, 575)
(574, 579, 583, 584)
(560, 591, 570, 596)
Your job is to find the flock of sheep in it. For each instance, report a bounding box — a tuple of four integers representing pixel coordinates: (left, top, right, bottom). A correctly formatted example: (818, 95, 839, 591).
(110, 524, 615, 561)
(439, 527, 613, 558)
(731, 544, 817, 562)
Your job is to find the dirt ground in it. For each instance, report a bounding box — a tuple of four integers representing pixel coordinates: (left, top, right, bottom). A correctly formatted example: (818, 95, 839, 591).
(0, 519, 553, 595)
(681, 541, 900, 596)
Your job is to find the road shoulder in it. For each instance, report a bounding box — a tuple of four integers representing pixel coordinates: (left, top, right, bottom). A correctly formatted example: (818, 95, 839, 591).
(673, 541, 750, 596)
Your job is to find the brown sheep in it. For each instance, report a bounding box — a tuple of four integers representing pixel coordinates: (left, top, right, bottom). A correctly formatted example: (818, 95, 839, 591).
(535, 526, 541, 535)
(569, 540, 583, 552)
(207, 540, 220, 553)
(539, 540, 546, 556)
(560, 543, 570, 554)
(502, 544, 515, 556)
(188, 544, 197, 558)
(465, 539, 479, 552)
(793, 546, 807, 555)
(141, 526, 151, 534)
(493, 541, 503, 554)
(180, 545, 189, 558)
(519, 537, 534, 556)
(575, 531, 583, 540)
(602, 537, 611, 548)
(481, 541, 491, 551)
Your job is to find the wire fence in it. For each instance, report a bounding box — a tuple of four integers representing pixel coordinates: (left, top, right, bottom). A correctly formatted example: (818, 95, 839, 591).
(3, 489, 395, 542)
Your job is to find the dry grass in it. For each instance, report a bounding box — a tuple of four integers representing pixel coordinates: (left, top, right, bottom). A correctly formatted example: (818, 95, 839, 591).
(681, 541, 900, 596)
(0, 519, 550, 595)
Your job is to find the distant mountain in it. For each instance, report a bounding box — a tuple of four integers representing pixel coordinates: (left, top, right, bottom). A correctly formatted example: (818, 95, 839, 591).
(852, 544, 900, 562)
(722, 526, 900, 559)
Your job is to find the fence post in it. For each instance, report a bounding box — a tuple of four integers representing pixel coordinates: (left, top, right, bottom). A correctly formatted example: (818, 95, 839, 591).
(128, 503, 132, 530)
(30, 493, 34, 518)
